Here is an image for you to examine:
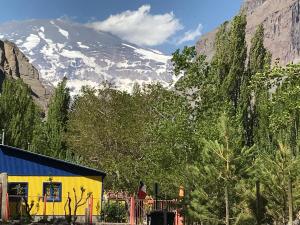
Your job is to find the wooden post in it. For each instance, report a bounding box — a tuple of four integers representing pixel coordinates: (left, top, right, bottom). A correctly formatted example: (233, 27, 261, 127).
(130, 197, 135, 225)
(1, 129, 4, 145)
(6, 192, 9, 220)
(90, 195, 93, 224)
(0, 173, 7, 221)
(85, 208, 89, 224)
(43, 194, 47, 218)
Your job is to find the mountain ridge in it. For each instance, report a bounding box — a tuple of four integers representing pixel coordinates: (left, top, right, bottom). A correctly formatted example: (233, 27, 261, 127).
(0, 19, 173, 96)
(196, 0, 300, 65)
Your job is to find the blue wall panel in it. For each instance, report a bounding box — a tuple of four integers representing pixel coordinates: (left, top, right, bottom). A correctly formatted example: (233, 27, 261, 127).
(0, 145, 105, 177)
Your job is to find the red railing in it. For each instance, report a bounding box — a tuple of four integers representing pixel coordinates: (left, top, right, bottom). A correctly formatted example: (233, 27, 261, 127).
(129, 198, 182, 225)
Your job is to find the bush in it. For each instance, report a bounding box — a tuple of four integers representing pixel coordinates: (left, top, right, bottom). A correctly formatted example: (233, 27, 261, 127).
(101, 201, 128, 223)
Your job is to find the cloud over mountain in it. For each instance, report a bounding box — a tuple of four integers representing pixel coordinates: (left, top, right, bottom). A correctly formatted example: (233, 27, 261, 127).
(87, 5, 182, 46)
(176, 23, 203, 45)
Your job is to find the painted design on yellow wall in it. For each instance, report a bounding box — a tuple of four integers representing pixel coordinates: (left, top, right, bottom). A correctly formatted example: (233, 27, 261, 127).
(8, 176, 103, 216)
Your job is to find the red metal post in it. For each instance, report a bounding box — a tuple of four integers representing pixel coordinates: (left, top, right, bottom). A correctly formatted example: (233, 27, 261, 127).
(130, 197, 135, 225)
(175, 209, 179, 225)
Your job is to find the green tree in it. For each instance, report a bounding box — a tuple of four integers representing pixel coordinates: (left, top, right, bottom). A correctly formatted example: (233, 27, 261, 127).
(223, 13, 247, 110)
(255, 142, 300, 225)
(186, 113, 254, 225)
(0, 79, 40, 148)
(211, 21, 231, 83)
(141, 84, 196, 197)
(32, 78, 70, 158)
(241, 24, 269, 147)
(66, 84, 148, 191)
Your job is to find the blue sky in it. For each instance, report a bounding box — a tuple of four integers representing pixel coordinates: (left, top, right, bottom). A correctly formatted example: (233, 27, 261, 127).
(0, 0, 243, 54)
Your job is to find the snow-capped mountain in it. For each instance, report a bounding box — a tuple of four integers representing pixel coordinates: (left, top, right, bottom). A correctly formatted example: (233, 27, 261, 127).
(0, 19, 173, 95)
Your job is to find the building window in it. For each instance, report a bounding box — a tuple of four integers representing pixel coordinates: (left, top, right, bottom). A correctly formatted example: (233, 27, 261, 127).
(8, 182, 28, 201)
(43, 182, 62, 202)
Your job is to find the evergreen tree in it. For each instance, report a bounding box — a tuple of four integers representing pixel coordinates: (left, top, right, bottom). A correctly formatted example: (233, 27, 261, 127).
(255, 141, 300, 225)
(186, 113, 254, 225)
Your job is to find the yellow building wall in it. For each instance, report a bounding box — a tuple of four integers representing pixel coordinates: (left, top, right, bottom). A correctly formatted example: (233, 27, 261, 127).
(8, 176, 103, 216)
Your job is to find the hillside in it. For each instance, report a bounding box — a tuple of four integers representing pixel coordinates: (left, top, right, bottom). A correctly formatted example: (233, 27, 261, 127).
(0, 40, 49, 110)
(197, 0, 300, 65)
(0, 19, 173, 95)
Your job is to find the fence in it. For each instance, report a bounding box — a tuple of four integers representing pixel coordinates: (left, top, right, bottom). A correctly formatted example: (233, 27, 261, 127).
(101, 197, 183, 225)
(5, 194, 100, 223)
(4, 195, 184, 225)
(133, 199, 178, 224)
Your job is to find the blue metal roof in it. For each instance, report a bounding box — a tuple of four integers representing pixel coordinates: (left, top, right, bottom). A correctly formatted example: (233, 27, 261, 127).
(0, 145, 106, 177)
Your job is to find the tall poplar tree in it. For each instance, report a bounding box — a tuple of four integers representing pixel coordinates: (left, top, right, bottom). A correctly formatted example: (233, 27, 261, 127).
(223, 13, 247, 110)
(241, 24, 270, 147)
(0, 79, 39, 149)
(211, 21, 231, 84)
(47, 77, 70, 157)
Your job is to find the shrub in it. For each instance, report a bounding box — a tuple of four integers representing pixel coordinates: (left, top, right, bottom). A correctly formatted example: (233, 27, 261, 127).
(101, 201, 127, 223)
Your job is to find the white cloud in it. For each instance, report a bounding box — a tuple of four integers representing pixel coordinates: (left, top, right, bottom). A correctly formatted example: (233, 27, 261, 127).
(87, 5, 182, 46)
(176, 24, 203, 45)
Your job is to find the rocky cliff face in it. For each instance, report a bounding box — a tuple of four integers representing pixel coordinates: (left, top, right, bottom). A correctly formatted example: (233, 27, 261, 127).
(196, 0, 300, 65)
(0, 40, 49, 110)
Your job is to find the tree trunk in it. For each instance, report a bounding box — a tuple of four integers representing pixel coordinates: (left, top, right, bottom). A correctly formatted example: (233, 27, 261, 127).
(288, 177, 293, 225)
(225, 185, 230, 225)
(256, 180, 261, 225)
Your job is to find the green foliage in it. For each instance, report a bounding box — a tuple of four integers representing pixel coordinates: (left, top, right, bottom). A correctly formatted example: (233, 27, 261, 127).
(32, 78, 70, 158)
(172, 46, 198, 76)
(248, 24, 269, 75)
(240, 24, 271, 147)
(101, 201, 127, 223)
(223, 13, 247, 109)
(3, 12, 300, 225)
(212, 21, 231, 83)
(67, 84, 150, 191)
(0, 78, 40, 149)
(185, 114, 254, 224)
(255, 142, 300, 223)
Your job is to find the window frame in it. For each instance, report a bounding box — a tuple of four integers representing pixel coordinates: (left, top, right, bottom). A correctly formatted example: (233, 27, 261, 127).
(8, 182, 29, 202)
(43, 182, 62, 202)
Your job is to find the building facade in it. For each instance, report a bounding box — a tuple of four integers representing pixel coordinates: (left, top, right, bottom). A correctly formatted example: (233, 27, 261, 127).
(0, 145, 106, 220)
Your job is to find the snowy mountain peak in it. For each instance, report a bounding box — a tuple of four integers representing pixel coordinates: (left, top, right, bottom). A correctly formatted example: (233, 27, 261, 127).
(0, 19, 173, 95)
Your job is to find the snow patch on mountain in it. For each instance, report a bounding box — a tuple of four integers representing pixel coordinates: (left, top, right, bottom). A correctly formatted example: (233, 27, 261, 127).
(58, 28, 69, 39)
(135, 48, 170, 64)
(0, 19, 174, 95)
(77, 42, 89, 49)
(22, 34, 40, 51)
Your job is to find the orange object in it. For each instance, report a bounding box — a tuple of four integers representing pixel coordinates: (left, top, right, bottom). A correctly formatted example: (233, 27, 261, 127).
(129, 197, 135, 225)
(179, 186, 185, 198)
